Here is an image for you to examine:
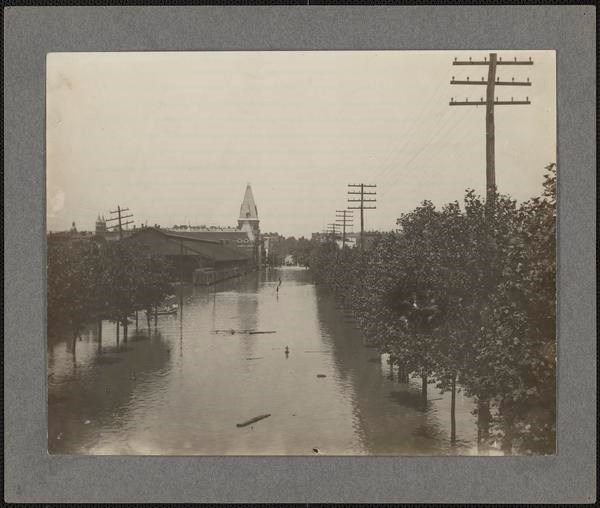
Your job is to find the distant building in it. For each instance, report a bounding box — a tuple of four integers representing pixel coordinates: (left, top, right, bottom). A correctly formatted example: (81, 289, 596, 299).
(238, 183, 260, 242)
(262, 233, 281, 265)
(237, 183, 261, 264)
(125, 227, 251, 282)
(311, 231, 372, 249)
(95, 214, 107, 235)
(91, 184, 263, 262)
(165, 183, 261, 265)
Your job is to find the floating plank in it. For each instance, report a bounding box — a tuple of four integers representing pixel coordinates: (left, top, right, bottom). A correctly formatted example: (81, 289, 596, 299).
(212, 329, 255, 335)
(245, 357, 264, 360)
(248, 331, 276, 335)
(236, 413, 271, 428)
(316, 374, 327, 378)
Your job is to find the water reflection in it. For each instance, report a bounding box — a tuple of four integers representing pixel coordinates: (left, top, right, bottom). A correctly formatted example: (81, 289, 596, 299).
(48, 267, 479, 455)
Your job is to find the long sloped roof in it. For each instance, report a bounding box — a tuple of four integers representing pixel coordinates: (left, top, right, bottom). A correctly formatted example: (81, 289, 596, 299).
(127, 228, 250, 262)
(167, 230, 249, 242)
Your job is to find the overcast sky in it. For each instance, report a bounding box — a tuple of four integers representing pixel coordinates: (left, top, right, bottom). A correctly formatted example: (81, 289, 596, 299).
(46, 50, 555, 238)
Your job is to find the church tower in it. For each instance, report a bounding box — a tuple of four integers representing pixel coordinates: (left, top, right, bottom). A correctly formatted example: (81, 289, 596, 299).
(238, 183, 261, 264)
(238, 183, 260, 240)
(95, 214, 107, 235)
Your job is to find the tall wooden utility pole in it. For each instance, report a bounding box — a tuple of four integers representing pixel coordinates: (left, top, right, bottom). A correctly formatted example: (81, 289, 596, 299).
(450, 53, 533, 210)
(106, 205, 134, 240)
(348, 183, 376, 251)
(335, 210, 353, 250)
(450, 53, 533, 448)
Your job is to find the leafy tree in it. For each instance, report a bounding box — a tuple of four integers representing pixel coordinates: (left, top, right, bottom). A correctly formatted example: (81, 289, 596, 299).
(47, 239, 104, 350)
(310, 164, 556, 454)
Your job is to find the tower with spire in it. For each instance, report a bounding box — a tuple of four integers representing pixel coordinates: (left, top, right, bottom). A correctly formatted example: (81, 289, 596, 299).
(95, 214, 107, 235)
(238, 183, 261, 264)
(238, 183, 259, 240)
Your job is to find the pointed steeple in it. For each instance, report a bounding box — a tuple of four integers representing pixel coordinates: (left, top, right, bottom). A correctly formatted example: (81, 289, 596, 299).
(239, 183, 258, 220)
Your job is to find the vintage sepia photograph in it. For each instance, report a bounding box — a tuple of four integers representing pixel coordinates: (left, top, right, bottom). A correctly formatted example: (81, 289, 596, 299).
(46, 50, 556, 456)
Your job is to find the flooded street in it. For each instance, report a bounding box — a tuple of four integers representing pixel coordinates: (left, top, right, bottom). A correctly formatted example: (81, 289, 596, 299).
(48, 267, 480, 455)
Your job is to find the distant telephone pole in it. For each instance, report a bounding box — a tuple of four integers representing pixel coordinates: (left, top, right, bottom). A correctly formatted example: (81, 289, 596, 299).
(326, 223, 340, 242)
(450, 53, 533, 211)
(106, 205, 134, 240)
(348, 183, 376, 251)
(335, 210, 353, 250)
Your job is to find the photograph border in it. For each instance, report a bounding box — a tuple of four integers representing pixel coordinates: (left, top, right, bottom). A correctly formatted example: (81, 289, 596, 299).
(4, 5, 596, 503)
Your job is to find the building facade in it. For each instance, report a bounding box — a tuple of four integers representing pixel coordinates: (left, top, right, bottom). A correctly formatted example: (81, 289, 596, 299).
(91, 185, 262, 263)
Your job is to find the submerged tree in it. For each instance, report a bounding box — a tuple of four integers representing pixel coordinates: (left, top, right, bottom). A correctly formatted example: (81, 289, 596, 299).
(47, 240, 105, 351)
(310, 164, 557, 454)
(48, 238, 174, 348)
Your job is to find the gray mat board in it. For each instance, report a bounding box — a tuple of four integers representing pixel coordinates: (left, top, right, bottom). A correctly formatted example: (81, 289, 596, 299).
(4, 5, 596, 504)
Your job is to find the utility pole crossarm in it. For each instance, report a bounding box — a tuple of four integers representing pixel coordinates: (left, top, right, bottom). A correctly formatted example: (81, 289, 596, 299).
(347, 182, 376, 252)
(449, 52, 534, 207)
(452, 58, 533, 66)
(450, 80, 531, 86)
(450, 100, 531, 106)
(107, 204, 135, 240)
(107, 214, 134, 221)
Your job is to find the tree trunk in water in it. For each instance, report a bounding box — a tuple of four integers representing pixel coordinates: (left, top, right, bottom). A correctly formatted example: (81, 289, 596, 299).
(72, 333, 78, 357)
(135, 311, 139, 332)
(477, 399, 491, 450)
(116, 321, 120, 346)
(123, 319, 128, 342)
(421, 375, 428, 404)
(146, 311, 151, 332)
(98, 319, 103, 353)
(450, 375, 457, 445)
(154, 307, 158, 328)
(501, 398, 514, 455)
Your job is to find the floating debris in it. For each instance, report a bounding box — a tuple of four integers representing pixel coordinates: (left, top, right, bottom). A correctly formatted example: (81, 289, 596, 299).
(236, 413, 271, 428)
(212, 329, 254, 334)
(316, 374, 327, 378)
(245, 357, 264, 361)
(312, 447, 320, 454)
(212, 329, 276, 335)
(304, 350, 331, 353)
(84, 420, 91, 425)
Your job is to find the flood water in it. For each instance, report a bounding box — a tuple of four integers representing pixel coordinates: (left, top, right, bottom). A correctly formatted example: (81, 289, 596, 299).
(48, 267, 486, 455)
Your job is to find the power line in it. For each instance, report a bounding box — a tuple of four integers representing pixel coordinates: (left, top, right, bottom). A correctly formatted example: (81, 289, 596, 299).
(370, 75, 451, 185)
(378, 106, 472, 201)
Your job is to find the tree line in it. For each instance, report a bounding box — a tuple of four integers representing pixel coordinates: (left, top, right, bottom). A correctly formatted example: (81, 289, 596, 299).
(310, 164, 556, 455)
(264, 235, 314, 267)
(48, 239, 173, 351)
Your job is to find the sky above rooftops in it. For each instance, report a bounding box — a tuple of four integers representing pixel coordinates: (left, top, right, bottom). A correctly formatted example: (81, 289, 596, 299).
(47, 50, 555, 238)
